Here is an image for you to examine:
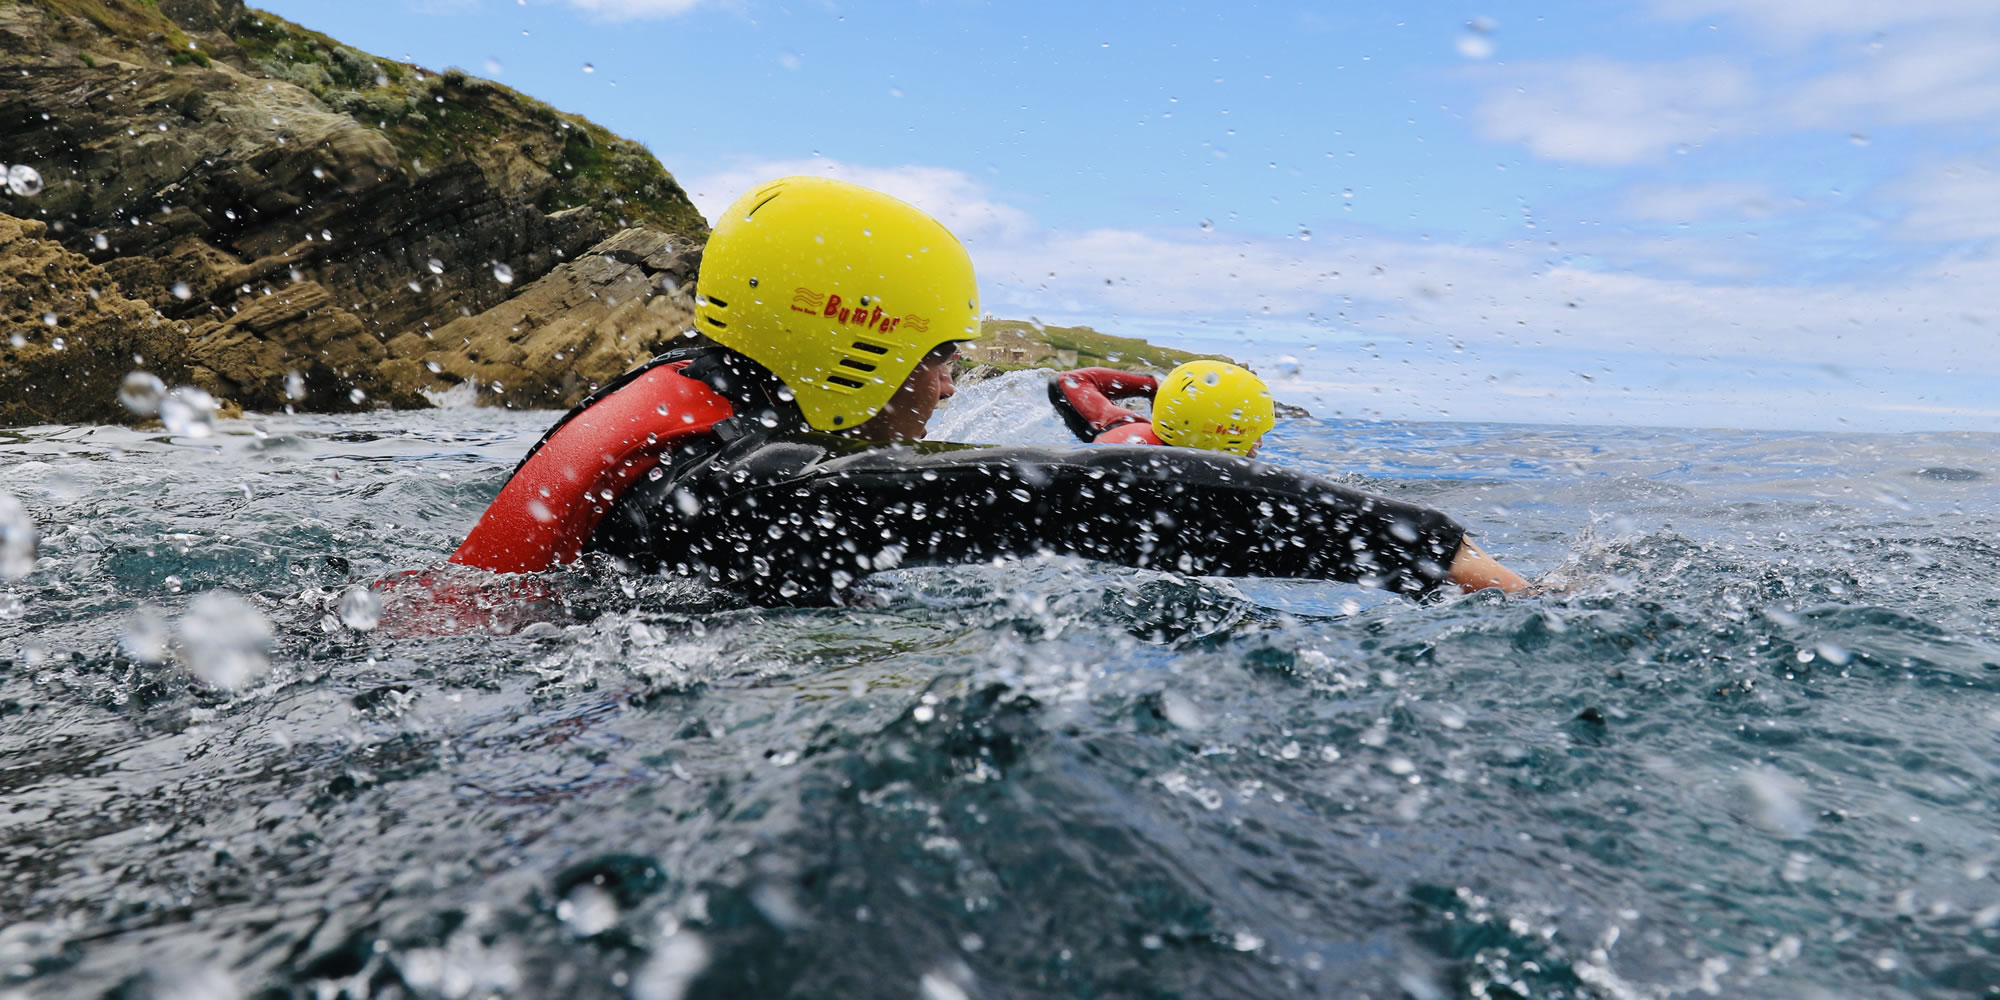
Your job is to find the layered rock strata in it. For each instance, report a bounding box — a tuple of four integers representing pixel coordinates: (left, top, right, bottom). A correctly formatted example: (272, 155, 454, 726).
(0, 0, 705, 424)
(0, 214, 193, 426)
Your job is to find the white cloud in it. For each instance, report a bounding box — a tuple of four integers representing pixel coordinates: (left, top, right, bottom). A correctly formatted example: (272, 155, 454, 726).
(680, 159, 1038, 245)
(1622, 181, 1782, 223)
(1472, 58, 1756, 166)
(1648, 0, 1993, 42)
(1883, 155, 2000, 241)
(1474, 12, 2000, 165)
(1781, 30, 2000, 130)
(563, 0, 707, 20)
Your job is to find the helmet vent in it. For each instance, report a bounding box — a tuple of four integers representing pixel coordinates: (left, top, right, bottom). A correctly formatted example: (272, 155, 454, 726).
(705, 295, 730, 309)
(704, 316, 727, 329)
(838, 358, 878, 373)
(826, 374, 865, 389)
(849, 340, 889, 355)
(743, 191, 783, 219)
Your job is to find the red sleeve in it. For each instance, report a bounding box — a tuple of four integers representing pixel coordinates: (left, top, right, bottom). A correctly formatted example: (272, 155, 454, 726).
(1055, 368, 1159, 437)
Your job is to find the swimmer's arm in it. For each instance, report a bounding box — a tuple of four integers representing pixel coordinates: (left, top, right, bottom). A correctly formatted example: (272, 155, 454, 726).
(1447, 538, 1527, 594)
(1048, 369, 1153, 442)
(1066, 368, 1159, 401)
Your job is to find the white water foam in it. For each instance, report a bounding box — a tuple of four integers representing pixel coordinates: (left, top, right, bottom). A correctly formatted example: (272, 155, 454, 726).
(926, 368, 1078, 446)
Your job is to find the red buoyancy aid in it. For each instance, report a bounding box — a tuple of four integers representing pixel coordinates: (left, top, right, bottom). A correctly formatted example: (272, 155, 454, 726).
(449, 361, 734, 574)
(1094, 422, 1164, 446)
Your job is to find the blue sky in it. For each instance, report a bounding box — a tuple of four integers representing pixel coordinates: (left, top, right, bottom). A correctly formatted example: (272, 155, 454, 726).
(257, 0, 2000, 432)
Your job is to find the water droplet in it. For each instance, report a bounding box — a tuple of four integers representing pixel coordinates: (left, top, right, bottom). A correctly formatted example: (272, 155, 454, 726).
(492, 261, 514, 284)
(1199, 219, 1213, 232)
(92, 233, 108, 250)
(1160, 689, 1205, 730)
(159, 386, 218, 437)
(170, 282, 192, 301)
(284, 371, 306, 400)
(176, 590, 273, 691)
(1744, 767, 1810, 835)
(118, 371, 166, 416)
(40, 312, 56, 326)
(338, 586, 382, 631)
(427, 257, 445, 274)
(6, 164, 43, 197)
(582, 62, 595, 73)
(631, 932, 709, 1000)
(0, 491, 37, 581)
(918, 969, 972, 1000)
(49, 337, 64, 351)
(1815, 642, 1851, 666)
(348, 387, 367, 404)
(120, 604, 171, 663)
(1297, 225, 1311, 241)
(557, 884, 620, 936)
(1849, 132, 1870, 146)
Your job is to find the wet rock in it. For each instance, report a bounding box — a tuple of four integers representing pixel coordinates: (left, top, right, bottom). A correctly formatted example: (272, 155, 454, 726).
(181, 278, 432, 412)
(0, 0, 704, 424)
(0, 214, 196, 427)
(387, 227, 703, 408)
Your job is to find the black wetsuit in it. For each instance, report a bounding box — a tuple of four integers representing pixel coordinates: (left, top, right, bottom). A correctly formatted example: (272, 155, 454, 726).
(568, 345, 1468, 606)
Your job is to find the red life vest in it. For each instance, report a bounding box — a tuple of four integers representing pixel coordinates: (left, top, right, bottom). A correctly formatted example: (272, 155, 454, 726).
(449, 361, 734, 574)
(1094, 421, 1163, 446)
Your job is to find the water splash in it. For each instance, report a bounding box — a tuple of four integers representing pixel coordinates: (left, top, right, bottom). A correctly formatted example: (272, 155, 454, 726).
(338, 586, 383, 631)
(6, 163, 43, 196)
(0, 491, 36, 580)
(175, 590, 273, 691)
(118, 371, 167, 417)
(159, 386, 218, 437)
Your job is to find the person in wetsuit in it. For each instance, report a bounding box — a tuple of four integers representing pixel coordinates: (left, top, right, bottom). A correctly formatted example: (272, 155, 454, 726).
(449, 175, 1527, 605)
(1049, 360, 1276, 455)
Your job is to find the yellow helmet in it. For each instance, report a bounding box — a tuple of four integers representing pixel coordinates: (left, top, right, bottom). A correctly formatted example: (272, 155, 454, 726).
(694, 176, 982, 431)
(1152, 360, 1277, 456)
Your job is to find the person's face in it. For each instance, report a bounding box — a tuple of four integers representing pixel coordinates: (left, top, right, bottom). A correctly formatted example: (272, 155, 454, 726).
(853, 342, 958, 442)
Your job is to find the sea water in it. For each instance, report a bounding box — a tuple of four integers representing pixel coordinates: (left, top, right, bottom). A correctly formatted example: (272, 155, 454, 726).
(2, 369, 1997, 998)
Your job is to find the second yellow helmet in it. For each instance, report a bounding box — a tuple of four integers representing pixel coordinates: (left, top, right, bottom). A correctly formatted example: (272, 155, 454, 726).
(1151, 360, 1277, 456)
(694, 176, 982, 431)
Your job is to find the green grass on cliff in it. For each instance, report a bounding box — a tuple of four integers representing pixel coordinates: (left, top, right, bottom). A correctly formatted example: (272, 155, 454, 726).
(41, 0, 205, 64)
(976, 319, 1232, 372)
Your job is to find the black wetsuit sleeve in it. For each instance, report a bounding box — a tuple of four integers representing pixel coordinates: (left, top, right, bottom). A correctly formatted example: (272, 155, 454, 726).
(607, 438, 1467, 606)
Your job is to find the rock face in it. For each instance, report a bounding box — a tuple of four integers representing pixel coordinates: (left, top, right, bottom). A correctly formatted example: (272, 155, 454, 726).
(0, 0, 706, 425)
(0, 214, 194, 426)
(385, 228, 705, 409)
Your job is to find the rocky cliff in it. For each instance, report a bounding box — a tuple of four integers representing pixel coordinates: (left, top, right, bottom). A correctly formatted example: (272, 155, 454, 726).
(0, 0, 706, 425)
